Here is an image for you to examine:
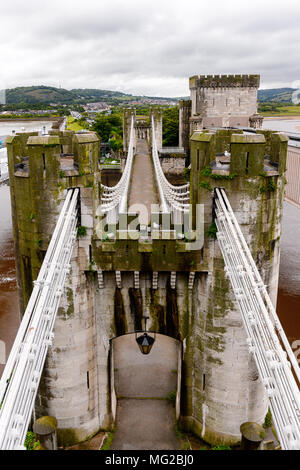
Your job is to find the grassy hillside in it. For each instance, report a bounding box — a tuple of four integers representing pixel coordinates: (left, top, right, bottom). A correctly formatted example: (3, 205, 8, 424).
(258, 88, 296, 103)
(4, 86, 178, 106)
(6, 86, 79, 105)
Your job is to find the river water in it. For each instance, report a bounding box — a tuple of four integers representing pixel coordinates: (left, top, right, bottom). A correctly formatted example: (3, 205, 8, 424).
(263, 117, 300, 135)
(0, 183, 19, 375)
(0, 119, 299, 376)
(0, 120, 54, 148)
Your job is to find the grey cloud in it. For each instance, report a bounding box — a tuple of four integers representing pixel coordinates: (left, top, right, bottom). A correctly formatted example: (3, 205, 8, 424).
(1, 0, 300, 95)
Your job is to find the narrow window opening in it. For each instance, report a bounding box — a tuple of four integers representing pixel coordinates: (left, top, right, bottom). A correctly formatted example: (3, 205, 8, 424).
(87, 371, 90, 389)
(89, 245, 92, 262)
(202, 373, 206, 391)
(245, 152, 250, 175)
(196, 148, 200, 171)
(42, 153, 46, 171)
(89, 147, 93, 169)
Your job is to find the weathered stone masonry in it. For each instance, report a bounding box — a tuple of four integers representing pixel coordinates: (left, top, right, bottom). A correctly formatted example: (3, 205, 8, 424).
(180, 74, 264, 158)
(7, 120, 287, 446)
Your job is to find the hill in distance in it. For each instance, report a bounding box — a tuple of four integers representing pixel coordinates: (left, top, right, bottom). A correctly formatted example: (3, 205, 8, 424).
(2, 85, 298, 106)
(4, 85, 178, 106)
(257, 88, 297, 103)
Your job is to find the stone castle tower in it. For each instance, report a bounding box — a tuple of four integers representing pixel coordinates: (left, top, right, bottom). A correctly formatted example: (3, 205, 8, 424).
(6, 110, 287, 446)
(179, 74, 264, 159)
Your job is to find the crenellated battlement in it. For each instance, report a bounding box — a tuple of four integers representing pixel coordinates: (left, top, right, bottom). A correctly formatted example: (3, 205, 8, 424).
(6, 130, 100, 181)
(189, 74, 260, 89)
(190, 128, 288, 178)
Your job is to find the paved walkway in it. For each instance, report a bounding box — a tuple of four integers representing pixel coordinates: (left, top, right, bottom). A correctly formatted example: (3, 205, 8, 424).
(110, 334, 181, 450)
(128, 138, 159, 225)
(110, 399, 180, 450)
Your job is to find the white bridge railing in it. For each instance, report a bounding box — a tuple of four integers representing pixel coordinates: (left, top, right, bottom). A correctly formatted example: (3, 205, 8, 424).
(0, 188, 79, 450)
(100, 114, 135, 221)
(151, 115, 190, 222)
(215, 187, 300, 450)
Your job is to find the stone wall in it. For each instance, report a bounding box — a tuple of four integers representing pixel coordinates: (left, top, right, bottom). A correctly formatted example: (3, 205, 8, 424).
(123, 108, 136, 152)
(158, 151, 186, 176)
(7, 123, 286, 447)
(150, 107, 163, 150)
(179, 100, 192, 153)
(185, 128, 287, 444)
(189, 75, 260, 128)
(179, 74, 262, 158)
(6, 129, 105, 446)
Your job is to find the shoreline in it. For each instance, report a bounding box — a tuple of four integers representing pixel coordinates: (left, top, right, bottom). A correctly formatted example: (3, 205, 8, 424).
(0, 117, 59, 123)
(263, 115, 300, 120)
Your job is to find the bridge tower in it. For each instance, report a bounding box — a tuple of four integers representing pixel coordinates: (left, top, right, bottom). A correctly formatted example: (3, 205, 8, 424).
(150, 107, 163, 150)
(5, 120, 288, 447)
(186, 128, 288, 444)
(179, 99, 192, 159)
(123, 108, 136, 152)
(6, 129, 105, 445)
(180, 74, 264, 159)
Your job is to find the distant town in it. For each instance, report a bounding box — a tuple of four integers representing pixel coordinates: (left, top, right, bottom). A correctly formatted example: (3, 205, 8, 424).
(0, 85, 299, 121)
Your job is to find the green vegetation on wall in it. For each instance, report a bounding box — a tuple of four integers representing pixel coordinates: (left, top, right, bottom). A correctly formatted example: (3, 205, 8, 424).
(24, 431, 40, 450)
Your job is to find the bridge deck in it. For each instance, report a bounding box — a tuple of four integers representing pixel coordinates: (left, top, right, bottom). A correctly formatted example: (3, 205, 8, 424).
(128, 138, 159, 224)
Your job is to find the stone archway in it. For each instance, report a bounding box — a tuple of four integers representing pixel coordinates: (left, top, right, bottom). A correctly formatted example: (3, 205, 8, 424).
(109, 333, 182, 449)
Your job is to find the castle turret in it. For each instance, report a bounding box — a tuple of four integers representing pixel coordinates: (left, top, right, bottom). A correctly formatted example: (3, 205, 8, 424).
(179, 99, 192, 160)
(123, 108, 136, 152)
(180, 74, 264, 159)
(6, 130, 108, 446)
(185, 128, 287, 444)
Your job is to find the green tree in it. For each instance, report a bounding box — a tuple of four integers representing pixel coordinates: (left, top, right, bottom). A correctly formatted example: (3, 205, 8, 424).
(93, 116, 112, 142)
(108, 114, 122, 127)
(163, 106, 179, 146)
(110, 138, 123, 152)
(92, 114, 123, 143)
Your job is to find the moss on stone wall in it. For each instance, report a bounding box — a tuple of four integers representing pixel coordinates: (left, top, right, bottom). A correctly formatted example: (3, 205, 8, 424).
(166, 284, 180, 340)
(114, 288, 127, 336)
(128, 288, 143, 331)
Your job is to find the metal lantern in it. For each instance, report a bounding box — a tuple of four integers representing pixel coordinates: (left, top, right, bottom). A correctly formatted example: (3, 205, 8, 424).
(135, 332, 156, 355)
(135, 315, 156, 355)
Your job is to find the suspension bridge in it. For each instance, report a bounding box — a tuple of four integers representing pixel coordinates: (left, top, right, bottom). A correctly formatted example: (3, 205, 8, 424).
(0, 114, 299, 450)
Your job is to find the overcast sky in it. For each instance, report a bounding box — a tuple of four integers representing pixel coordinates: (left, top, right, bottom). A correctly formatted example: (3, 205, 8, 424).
(0, 0, 299, 97)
